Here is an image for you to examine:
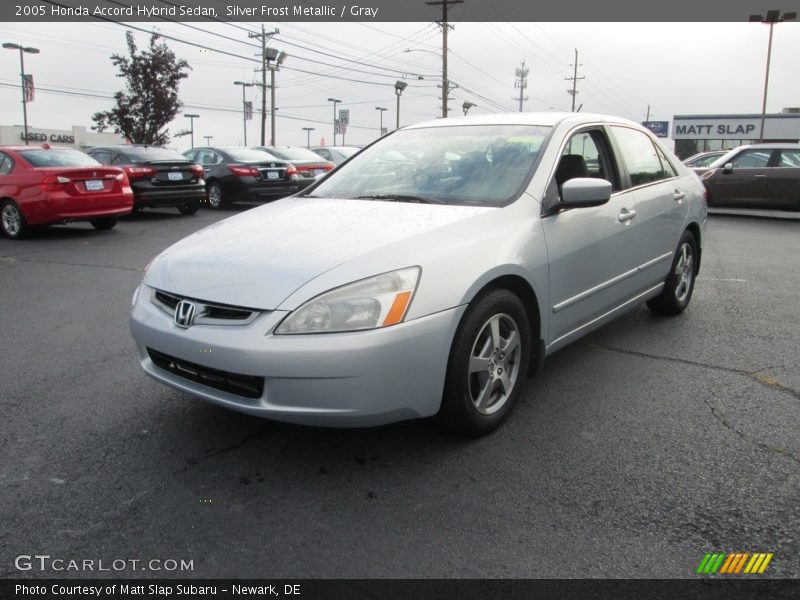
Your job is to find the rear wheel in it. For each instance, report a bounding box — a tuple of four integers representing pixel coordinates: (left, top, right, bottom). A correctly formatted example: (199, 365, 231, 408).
(207, 182, 226, 210)
(1, 200, 29, 239)
(90, 218, 118, 231)
(439, 289, 531, 436)
(178, 201, 199, 215)
(647, 230, 697, 315)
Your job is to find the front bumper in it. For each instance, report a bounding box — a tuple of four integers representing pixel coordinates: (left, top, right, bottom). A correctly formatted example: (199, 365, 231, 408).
(129, 286, 465, 426)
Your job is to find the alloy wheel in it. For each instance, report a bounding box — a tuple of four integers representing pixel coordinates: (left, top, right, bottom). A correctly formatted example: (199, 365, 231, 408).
(2, 204, 21, 237)
(467, 313, 522, 416)
(674, 242, 693, 303)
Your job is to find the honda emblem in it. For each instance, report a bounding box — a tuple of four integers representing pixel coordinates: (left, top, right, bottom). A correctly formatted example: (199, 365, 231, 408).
(174, 300, 196, 328)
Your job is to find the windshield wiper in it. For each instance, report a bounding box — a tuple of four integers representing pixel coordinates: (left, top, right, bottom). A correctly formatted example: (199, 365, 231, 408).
(351, 194, 442, 204)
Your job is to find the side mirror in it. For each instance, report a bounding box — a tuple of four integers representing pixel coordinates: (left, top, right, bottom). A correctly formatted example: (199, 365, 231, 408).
(561, 177, 612, 208)
(722, 162, 734, 174)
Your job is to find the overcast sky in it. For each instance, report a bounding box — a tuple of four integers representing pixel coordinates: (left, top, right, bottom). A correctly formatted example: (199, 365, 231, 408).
(0, 19, 798, 150)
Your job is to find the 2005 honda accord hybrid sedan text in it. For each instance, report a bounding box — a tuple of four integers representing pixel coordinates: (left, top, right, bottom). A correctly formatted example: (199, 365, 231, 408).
(130, 113, 707, 435)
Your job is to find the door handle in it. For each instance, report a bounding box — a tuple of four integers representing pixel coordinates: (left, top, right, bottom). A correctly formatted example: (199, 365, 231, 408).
(618, 208, 637, 223)
(673, 189, 685, 201)
(753, 174, 767, 179)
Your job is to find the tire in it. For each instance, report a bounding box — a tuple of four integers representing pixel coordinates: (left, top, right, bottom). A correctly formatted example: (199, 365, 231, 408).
(90, 218, 118, 231)
(1, 200, 29, 239)
(207, 182, 226, 210)
(178, 201, 199, 215)
(439, 288, 531, 436)
(647, 230, 697, 315)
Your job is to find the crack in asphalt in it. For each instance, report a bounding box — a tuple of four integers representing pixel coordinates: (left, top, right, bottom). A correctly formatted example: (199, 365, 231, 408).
(588, 342, 800, 400)
(179, 429, 272, 472)
(2, 256, 143, 272)
(702, 397, 800, 466)
(589, 342, 800, 465)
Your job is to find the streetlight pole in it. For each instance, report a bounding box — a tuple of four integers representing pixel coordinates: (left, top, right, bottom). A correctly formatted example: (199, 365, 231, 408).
(203, 135, 213, 146)
(263, 49, 287, 146)
(183, 113, 199, 148)
(375, 107, 387, 136)
(462, 101, 475, 116)
(327, 98, 341, 145)
(3, 43, 40, 145)
(233, 81, 254, 145)
(302, 127, 315, 149)
(750, 10, 796, 142)
(394, 81, 407, 130)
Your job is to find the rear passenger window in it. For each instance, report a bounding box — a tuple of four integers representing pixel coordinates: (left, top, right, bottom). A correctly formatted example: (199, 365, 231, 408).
(610, 126, 670, 188)
(655, 145, 678, 178)
(777, 150, 800, 168)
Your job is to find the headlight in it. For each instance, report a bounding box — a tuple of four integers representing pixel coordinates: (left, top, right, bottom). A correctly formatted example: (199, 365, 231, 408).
(275, 266, 421, 334)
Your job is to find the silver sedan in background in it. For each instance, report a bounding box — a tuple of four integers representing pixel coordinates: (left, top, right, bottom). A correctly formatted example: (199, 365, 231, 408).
(130, 112, 706, 436)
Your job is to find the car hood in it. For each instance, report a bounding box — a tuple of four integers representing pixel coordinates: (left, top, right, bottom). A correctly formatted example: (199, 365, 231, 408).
(143, 197, 493, 310)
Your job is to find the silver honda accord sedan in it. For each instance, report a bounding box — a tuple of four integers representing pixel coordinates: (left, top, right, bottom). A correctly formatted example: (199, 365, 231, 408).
(130, 113, 707, 435)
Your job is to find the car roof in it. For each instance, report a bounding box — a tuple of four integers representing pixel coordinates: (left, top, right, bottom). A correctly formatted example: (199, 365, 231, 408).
(404, 111, 641, 130)
(730, 143, 800, 150)
(1, 145, 75, 151)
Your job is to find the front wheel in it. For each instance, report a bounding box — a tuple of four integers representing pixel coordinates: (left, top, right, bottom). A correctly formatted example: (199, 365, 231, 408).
(207, 182, 226, 210)
(90, 218, 118, 231)
(1, 200, 29, 239)
(439, 289, 531, 436)
(647, 230, 697, 315)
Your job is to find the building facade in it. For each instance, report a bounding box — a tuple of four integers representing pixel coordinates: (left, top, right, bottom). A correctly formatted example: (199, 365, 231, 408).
(0, 125, 125, 148)
(671, 111, 800, 159)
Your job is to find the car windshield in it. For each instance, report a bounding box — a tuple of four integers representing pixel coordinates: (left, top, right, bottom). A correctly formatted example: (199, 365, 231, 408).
(20, 149, 100, 167)
(306, 124, 551, 207)
(226, 148, 278, 162)
(269, 147, 329, 161)
(688, 153, 724, 167)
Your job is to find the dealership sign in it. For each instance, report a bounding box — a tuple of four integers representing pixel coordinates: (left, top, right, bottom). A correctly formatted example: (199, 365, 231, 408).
(642, 121, 669, 138)
(20, 131, 75, 143)
(672, 118, 760, 140)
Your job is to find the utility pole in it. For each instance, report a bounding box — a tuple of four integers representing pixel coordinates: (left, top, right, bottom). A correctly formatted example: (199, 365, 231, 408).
(426, 0, 463, 119)
(249, 25, 279, 146)
(645, 104, 651, 122)
(565, 48, 585, 112)
(513, 60, 529, 112)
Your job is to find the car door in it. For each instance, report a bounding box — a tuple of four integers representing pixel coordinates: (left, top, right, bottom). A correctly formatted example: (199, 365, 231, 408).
(541, 127, 643, 346)
(708, 148, 773, 207)
(767, 149, 800, 209)
(608, 125, 687, 290)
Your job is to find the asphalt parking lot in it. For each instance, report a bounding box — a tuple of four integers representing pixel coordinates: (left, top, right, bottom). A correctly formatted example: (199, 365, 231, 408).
(1, 207, 798, 579)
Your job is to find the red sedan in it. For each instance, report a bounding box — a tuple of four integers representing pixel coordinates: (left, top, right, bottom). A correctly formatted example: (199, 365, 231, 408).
(0, 144, 134, 239)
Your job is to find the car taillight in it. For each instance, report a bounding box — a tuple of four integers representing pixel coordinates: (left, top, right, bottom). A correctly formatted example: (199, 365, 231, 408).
(190, 164, 204, 178)
(229, 165, 259, 177)
(124, 166, 157, 180)
(40, 175, 71, 191)
(323, 164, 334, 171)
(285, 165, 298, 176)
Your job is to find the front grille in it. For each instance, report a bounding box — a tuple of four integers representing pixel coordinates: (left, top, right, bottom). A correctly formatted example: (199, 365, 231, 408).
(151, 289, 260, 326)
(147, 348, 264, 399)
